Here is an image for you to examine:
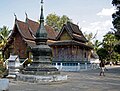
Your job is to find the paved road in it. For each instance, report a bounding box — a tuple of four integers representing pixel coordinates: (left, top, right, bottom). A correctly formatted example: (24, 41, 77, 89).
(9, 66, 120, 91)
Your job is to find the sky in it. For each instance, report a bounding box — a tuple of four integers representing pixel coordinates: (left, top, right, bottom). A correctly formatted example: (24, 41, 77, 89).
(0, 0, 115, 41)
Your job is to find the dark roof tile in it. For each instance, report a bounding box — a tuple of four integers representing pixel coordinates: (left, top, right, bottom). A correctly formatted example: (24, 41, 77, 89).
(50, 40, 93, 49)
(56, 22, 87, 42)
(16, 20, 34, 40)
(27, 18, 57, 40)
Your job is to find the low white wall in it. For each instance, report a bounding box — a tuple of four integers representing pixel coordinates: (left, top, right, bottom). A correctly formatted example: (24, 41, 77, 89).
(54, 63, 99, 72)
(0, 79, 9, 91)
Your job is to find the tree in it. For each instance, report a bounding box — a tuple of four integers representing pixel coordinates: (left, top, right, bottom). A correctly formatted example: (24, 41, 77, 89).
(93, 40, 102, 52)
(112, 0, 120, 54)
(84, 32, 94, 47)
(97, 48, 108, 61)
(0, 26, 10, 62)
(114, 43, 120, 54)
(46, 13, 72, 32)
(0, 26, 9, 38)
(0, 26, 9, 49)
(102, 32, 118, 62)
(112, 0, 120, 33)
(111, 52, 120, 63)
(84, 32, 102, 52)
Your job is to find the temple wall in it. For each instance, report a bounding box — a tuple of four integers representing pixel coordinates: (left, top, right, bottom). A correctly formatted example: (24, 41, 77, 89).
(13, 32, 27, 58)
(52, 46, 91, 62)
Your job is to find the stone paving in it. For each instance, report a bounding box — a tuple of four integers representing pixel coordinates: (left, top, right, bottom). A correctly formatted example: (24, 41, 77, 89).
(9, 66, 120, 91)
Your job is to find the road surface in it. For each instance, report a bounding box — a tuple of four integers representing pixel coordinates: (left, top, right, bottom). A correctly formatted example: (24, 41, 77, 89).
(9, 66, 120, 91)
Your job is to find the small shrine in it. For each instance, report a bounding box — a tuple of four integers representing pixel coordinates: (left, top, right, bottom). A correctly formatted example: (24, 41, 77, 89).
(7, 54, 20, 78)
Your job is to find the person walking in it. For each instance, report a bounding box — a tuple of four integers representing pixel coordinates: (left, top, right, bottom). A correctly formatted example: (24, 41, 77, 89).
(99, 60, 105, 76)
(110, 61, 112, 66)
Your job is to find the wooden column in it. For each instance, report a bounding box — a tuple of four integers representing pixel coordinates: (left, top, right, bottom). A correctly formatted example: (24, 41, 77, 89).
(76, 46, 78, 61)
(71, 46, 73, 61)
(55, 46, 57, 57)
(51, 47, 54, 57)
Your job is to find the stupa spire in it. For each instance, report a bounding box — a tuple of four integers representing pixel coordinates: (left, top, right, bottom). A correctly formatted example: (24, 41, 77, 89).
(40, 0, 44, 22)
(35, 0, 47, 43)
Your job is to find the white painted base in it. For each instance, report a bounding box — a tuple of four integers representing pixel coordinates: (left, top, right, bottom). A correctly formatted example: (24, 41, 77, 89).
(16, 74, 67, 83)
(53, 63, 99, 71)
(7, 75, 16, 78)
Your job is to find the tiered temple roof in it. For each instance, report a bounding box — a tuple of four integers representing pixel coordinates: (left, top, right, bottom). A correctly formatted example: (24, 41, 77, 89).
(50, 22, 93, 49)
(6, 17, 58, 49)
(4, 16, 92, 51)
(56, 22, 87, 43)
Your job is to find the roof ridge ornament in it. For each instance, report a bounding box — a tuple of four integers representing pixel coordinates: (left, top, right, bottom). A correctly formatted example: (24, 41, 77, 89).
(25, 12, 28, 19)
(25, 12, 28, 23)
(14, 13, 17, 20)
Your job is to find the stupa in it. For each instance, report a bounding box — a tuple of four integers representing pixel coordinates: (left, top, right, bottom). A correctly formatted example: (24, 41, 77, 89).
(22, 0, 59, 75)
(17, 0, 67, 82)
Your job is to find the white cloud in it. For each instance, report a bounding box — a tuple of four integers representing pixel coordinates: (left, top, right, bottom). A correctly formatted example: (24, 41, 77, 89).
(97, 8, 115, 16)
(82, 20, 86, 23)
(90, 20, 112, 31)
(81, 20, 113, 41)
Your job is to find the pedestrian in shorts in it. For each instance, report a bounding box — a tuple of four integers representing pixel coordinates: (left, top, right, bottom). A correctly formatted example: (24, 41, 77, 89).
(99, 60, 105, 76)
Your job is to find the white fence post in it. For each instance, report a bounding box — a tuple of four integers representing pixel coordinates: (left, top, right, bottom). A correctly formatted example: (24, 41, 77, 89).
(78, 63, 80, 71)
(85, 63, 87, 70)
(55, 63, 58, 69)
(60, 63, 62, 71)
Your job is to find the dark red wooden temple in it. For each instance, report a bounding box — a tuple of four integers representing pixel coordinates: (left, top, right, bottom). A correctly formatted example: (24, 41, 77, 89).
(4, 16, 93, 68)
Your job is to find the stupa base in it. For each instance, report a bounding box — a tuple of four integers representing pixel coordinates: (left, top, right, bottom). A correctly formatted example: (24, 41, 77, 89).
(16, 73, 67, 83)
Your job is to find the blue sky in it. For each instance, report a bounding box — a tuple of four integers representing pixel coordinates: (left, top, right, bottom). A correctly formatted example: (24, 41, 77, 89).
(0, 0, 115, 41)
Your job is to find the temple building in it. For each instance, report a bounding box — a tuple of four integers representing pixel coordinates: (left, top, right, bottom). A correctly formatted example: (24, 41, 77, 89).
(50, 22, 92, 62)
(3, 16, 57, 62)
(3, 2, 99, 71)
(4, 17, 96, 71)
(50, 22, 94, 71)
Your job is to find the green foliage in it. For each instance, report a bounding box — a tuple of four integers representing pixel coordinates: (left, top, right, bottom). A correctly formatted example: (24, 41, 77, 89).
(111, 52, 120, 62)
(84, 32, 94, 46)
(103, 33, 117, 52)
(112, 0, 120, 55)
(84, 32, 102, 52)
(114, 43, 120, 53)
(0, 26, 9, 38)
(46, 13, 72, 32)
(112, 0, 120, 39)
(0, 26, 10, 62)
(112, 0, 120, 6)
(0, 63, 6, 77)
(99, 32, 120, 62)
(0, 26, 10, 46)
(0, 65, 5, 72)
(93, 40, 102, 51)
(97, 48, 108, 61)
